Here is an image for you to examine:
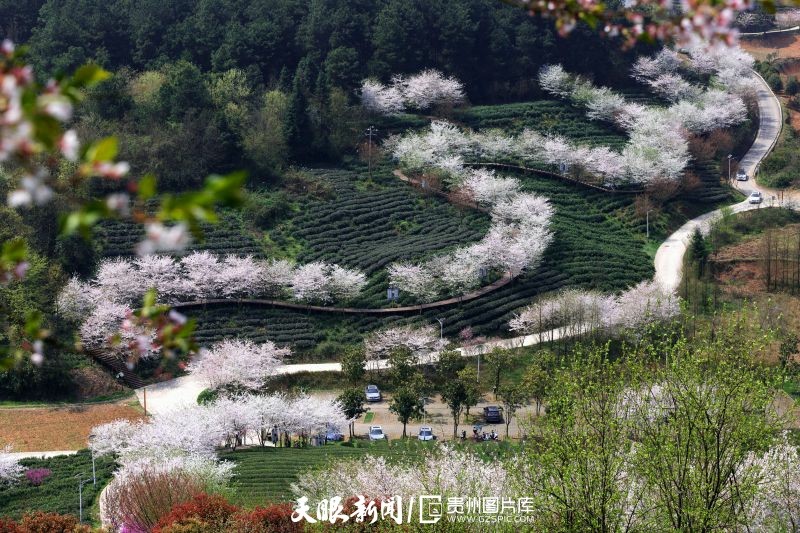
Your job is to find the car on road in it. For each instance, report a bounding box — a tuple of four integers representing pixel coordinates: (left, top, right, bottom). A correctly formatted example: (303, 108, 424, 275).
(365, 384, 382, 402)
(736, 169, 748, 181)
(368, 425, 387, 441)
(325, 427, 344, 442)
(483, 405, 503, 423)
(418, 426, 436, 441)
(749, 191, 763, 204)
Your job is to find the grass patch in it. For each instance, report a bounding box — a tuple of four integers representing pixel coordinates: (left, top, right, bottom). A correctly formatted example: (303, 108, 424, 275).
(363, 412, 374, 423)
(759, 107, 798, 189)
(0, 450, 115, 521)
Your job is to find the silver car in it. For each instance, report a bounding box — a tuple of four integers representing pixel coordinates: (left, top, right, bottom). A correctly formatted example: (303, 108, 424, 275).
(736, 169, 748, 181)
(368, 425, 386, 441)
(749, 191, 763, 204)
(365, 384, 382, 402)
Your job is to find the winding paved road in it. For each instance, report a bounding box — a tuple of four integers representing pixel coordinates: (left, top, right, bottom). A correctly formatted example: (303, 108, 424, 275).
(654, 70, 787, 292)
(138, 70, 789, 415)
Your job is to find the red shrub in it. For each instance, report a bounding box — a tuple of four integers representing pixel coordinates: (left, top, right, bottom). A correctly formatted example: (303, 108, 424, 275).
(0, 517, 22, 533)
(154, 493, 239, 533)
(16, 512, 89, 533)
(231, 504, 302, 533)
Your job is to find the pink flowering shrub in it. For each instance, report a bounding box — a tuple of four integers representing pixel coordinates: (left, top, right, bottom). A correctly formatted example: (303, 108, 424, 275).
(24, 468, 51, 486)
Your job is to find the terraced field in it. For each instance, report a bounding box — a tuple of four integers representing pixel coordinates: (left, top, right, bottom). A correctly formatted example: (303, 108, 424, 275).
(222, 443, 408, 506)
(456, 100, 629, 149)
(96, 210, 264, 258)
(187, 166, 655, 355)
(273, 167, 491, 308)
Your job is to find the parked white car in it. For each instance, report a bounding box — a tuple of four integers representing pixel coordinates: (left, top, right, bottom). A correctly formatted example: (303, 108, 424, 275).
(749, 191, 763, 204)
(365, 384, 382, 402)
(368, 425, 387, 441)
(418, 426, 436, 441)
(736, 169, 748, 181)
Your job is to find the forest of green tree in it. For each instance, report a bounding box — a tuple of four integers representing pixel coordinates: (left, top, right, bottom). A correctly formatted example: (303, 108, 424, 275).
(2, 0, 645, 183)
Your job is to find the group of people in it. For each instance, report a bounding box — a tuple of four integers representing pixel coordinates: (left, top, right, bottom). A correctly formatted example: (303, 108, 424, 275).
(460, 427, 500, 442)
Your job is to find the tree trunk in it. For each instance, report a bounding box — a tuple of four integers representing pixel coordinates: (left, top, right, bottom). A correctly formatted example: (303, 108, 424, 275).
(402, 422, 407, 438)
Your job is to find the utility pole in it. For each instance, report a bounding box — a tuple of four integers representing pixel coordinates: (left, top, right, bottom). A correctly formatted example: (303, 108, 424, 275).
(76, 475, 89, 523)
(365, 126, 378, 181)
(435, 318, 445, 340)
(727, 154, 732, 183)
(646, 209, 652, 240)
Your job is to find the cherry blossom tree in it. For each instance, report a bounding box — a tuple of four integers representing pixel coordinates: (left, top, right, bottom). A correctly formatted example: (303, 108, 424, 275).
(631, 49, 682, 82)
(0, 445, 25, 485)
(134, 255, 181, 301)
(387, 263, 439, 303)
(395, 69, 466, 111)
(744, 433, 800, 530)
(56, 277, 100, 321)
(360, 79, 405, 116)
(608, 280, 679, 331)
(260, 259, 295, 297)
(208, 395, 258, 449)
(510, 281, 678, 337)
(89, 419, 141, 458)
(290, 261, 366, 304)
(539, 65, 574, 98)
(95, 259, 143, 303)
(241, 393, 289, 446)
(79, 301, 136, 350)
(187, 339, 288, 390)
(328, 265, 367, 301)
(364, 325, 441, 364)
(179, 251, 223, 300)
(460, 169, 519, 206)
(645, 74, 702, 102)
(216, 255, 263, 298)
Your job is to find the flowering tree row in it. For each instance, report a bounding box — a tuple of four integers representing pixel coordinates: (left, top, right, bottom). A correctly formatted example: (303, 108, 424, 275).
(539, 45, 756, 181)
(292, 446, 510, 503)
(360, 69, 466, 115)
(58, 252, 366, 310)
(56, 252, 366, 357)
(508, 280, 679, 337)
(385, 161, 553, 301)
(90, 394, 347, 462)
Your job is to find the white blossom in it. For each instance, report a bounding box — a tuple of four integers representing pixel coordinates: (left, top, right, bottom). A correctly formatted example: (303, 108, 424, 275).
(387, 263, 439, 302)
(89, 419, 141, 457)
(360, 79, 405, 116)
(364, 325, 442, 363)
(187, 338, 288, 390)
(395, 69, 466, 111)
(0, 445, 25, 485)
(539, 65, 574, 98)
(292, 446, 510, 503)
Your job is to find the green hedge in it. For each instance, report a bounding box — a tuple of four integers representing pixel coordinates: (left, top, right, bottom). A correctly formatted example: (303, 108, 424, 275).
(0, 450, 116, 520)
